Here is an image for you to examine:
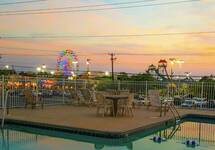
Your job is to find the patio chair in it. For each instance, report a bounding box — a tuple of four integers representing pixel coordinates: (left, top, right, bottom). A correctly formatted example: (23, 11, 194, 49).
(119, 90, 130, 95)
(76, 90, 86, 105)
(133, 94, 146, 108)
(106, 89, 117, 95)
(147, 90, 169, 117)
(69, 89, 80, 105)
(80, 88, 95, 106)
(95, 92, 114, 117)
(23, 89, 43, 109)
(117, 93, 134, 117)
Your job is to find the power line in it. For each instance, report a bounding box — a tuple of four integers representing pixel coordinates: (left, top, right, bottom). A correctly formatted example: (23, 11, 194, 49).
(1, 31, 215, 39)
(0, 53, 89, 57)
(0, 0, 47, 6)
(1, 51, 215, 57)
(0, 46, 61, 53)
(0, 0, 200, 16)
(0, 0, 157, 13)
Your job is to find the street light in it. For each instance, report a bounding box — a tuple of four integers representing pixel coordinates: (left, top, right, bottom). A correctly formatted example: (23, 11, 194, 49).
(169, 58, 185, 79)
(36, 67, 41, 72)
(5, 65, 9, 69)
(71, 71, 76, 77)
(86, 59, 91, 78)
(105, 71, 110, 76)
(72, 61, 78, 65)
(50, 71, 55, 75)
(42, 64, 47, 69)
(185, 72, 191, 77)
(86, 60, 90, 65)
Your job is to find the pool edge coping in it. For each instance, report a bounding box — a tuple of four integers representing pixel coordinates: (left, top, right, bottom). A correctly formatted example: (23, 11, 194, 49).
(2, 113, 215, 139)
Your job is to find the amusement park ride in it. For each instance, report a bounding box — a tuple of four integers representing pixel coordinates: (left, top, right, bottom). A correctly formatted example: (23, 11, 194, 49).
(56, 49, 78, 76)
(147, 59, 170, 81)
(146, 59, 192, 81)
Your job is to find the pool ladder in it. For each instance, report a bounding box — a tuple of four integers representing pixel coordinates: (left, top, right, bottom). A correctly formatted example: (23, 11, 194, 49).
(167, 102, 181, 124)
(1, 90, 9, 128)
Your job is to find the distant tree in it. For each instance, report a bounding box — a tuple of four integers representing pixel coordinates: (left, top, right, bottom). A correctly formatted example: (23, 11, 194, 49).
(94, 76, 112, 80)
(19, 71, 37, 77)
(117, 72, 129, 81)
(129, 73, 155, 81)
(0, 69, 16, 75)
(199, 75, 214, 82)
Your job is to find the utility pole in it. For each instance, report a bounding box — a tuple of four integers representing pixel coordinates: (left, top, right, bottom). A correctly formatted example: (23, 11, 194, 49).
(0, 54, 2, 69)
(109, 53, 117, 81)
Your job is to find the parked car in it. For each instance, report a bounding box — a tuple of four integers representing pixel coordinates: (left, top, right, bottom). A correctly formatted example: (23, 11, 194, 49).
(173, 95, 184, 106)
(182, 94, 194, 99)
(193, 97, 207, 108)
(133, 94, 145, 106)
(52, 90, 61, 96)
(181, 100, 195, 107)
(41, 90, 53, 97)
(205, 100, 215, 108)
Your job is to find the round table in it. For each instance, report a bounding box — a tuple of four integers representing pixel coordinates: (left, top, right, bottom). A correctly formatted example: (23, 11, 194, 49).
(105, 95, 128, 117)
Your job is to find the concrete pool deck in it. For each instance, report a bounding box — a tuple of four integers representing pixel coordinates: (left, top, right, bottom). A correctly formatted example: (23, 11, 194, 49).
(4, 106, 215, 136)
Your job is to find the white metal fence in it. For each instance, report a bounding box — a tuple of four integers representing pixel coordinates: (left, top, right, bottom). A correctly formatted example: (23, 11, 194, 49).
(0, 75, 215, 110)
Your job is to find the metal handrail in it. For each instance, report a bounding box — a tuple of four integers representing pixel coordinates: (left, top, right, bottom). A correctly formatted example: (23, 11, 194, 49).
(168, 102, 181, 122)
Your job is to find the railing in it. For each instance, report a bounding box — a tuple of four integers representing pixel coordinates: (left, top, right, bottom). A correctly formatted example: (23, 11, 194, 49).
(159, 122, 215, 145)
(0, 75, 215, 111)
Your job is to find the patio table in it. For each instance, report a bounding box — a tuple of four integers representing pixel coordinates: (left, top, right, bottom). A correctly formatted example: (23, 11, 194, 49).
(105, 95, 128, 117)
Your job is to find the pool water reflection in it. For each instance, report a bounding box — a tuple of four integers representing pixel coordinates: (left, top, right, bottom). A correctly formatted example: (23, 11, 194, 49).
(0, 120, 215, 150)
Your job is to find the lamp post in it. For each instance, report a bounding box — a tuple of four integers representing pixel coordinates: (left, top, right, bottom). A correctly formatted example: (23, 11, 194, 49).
(41, 64, 46, 73)
(50, 71, 55, 77)
(72, 61, 78, 78)
(5, 65, 9, 69)
(86, 59, 91, 79)
(36, 67, 41, 72)
(105, 71, 110, 76)
(185, 72, 191, 78)
(169, 58, 184, 80)
(72, 61, 78, 90)
(109, 53, 117, 81)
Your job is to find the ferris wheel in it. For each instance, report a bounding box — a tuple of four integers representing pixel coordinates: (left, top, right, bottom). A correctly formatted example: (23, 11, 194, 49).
(56, 49, 78, 76)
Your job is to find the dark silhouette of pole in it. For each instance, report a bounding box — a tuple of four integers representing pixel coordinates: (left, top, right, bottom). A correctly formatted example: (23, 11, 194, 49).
(109, 53, 117, 81)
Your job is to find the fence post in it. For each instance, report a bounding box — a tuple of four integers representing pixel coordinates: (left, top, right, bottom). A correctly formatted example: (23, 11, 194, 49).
(145, 81, 148, 98)
(178, 80, 180, 96)
(62, 78, 65, 104)
(167, 84, 170, 98)
(36, 76, 39, 103)
(201, 82, 204, 98)
(74, 78, 77, 91)
(118, 80, 121, 91)
(84, 80, 87, 89)
(2, 75, 5, 109)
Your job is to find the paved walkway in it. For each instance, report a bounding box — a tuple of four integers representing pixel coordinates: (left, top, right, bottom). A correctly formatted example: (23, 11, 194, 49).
(6, 106, 215, 133)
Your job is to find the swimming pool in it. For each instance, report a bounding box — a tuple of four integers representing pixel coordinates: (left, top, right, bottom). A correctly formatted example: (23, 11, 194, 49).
(1, 118, 215, 150)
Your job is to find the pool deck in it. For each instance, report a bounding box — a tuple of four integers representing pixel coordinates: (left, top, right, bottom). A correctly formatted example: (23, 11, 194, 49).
(5, 106, 215, 136)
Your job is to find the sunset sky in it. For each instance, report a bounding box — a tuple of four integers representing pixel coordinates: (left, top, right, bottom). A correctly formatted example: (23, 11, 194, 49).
(0, 0, 215, 75)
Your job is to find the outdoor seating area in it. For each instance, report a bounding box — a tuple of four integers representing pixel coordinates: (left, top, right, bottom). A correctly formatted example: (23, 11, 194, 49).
(95, 90, 134, 117)
(1, 76, 215, 124)
(2, 86, 183, 122)
(23, 89, 44, 109)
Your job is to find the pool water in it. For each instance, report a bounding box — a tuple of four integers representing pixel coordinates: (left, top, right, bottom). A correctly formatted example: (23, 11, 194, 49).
(0, 120, 214, 150)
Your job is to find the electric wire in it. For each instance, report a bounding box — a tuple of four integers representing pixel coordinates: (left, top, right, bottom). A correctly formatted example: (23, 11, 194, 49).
(0, 0, 157, 13)
(0, 0, 47, 6)
(0, 0, 200, 16)
(1, 31, 214, 39)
